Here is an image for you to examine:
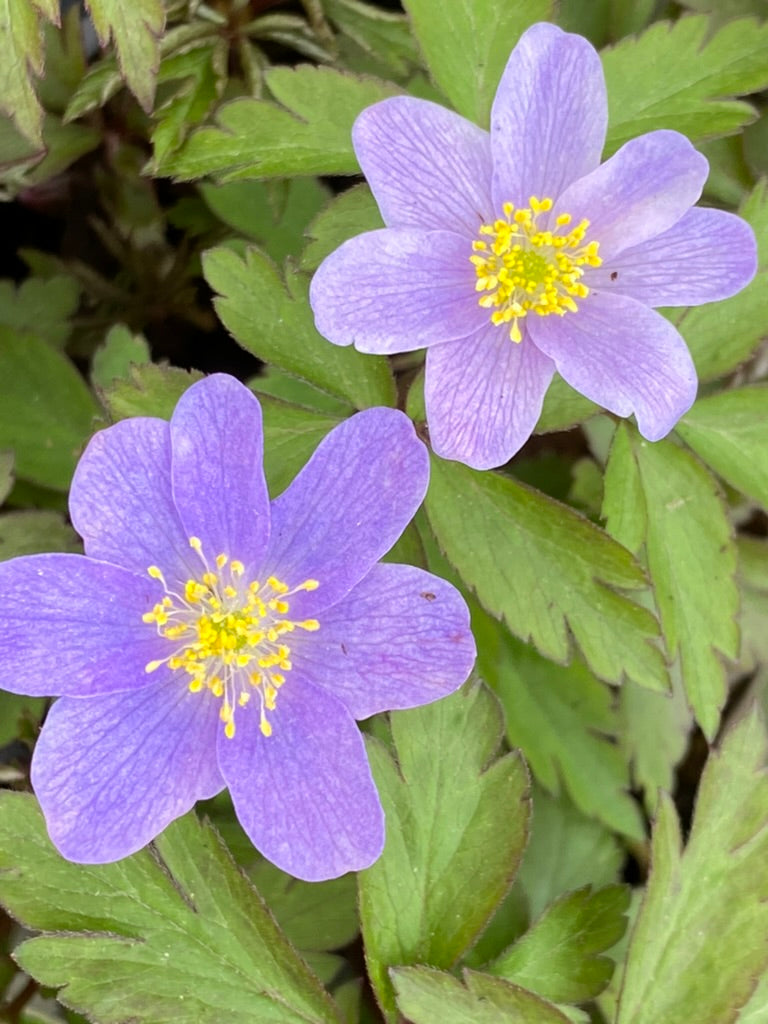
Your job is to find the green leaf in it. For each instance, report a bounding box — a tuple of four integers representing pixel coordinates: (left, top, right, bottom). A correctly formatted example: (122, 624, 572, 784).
(151, 42, 226, 165)
(251, 369, 352, 417)
(603, 15, 768, 156)
(201, 177, 331, 265)
(391, 967, 570, 1024)
(677, 385, 768, 509)
(0, 691, 44, 745)
(482, 630, 644, 839)
(425, 456, 667, 691)
(85, 0, 164, 112)
(401, 0, 553, 125)
(535, 376, 599, 435)
(324, 0, 419, 78)
(91, 324, 151, 391)
(738, 971, 768, 1024)
(359, 682, 530, 1021)
(489, 886, 628, 1004)
(0, 509, 80, 559)
(0, 275, 79, 348)
(101, 362, 203, 420)
(203, 245, 396, 409)
(0, 0, 59, 146)
(157, 65, 398, 181)
(260, 395, 343, 497)
(668, 181, 768, 381)
(604, 426, 739, 739)
(250, 862, 358, 952)
(300, 184, 383, 273)
(0, 795, 343, 1024)
(617, 710, 768, 1024)
(517, 787, 623, 921)
(0, 451, 13, 505)
(737, 537, 768, 677)
(0, 328, 98, 490)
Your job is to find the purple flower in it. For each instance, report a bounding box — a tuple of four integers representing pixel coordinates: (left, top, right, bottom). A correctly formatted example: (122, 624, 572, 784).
(310, 22, 758, 470)
(0, 375, 475, 881)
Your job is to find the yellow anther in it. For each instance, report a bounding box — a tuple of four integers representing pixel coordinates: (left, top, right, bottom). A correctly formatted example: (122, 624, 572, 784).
(298, 579, 319, 591)
(148, 565, 164, 581)
(189, 537, 202, 553)
(145, 659, 164, 673)
(230, 560, 244, 576)
(299, 619, 320, 632)
(215, 554, 228, 569)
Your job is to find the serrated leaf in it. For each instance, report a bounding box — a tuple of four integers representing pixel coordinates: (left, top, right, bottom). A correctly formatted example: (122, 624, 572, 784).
(300, 184, 383, 273)
(0, 0, 59, 146)
(401, 0, 553, 125)
(677, 385, 768, 509)
(0, 328, 98, 490)
(603, 15, 768, 155)
(324, 0, 419, 78)
(203, 245, 395, 409)
(425, 456, 667, 691)
(101, 361, 204, 420)
(151, 42, 226, 165)
(0, 276, 79, 348)
(392, 967, 570, 1024)
(606, 426, 739, 739)
(85, 0, 164, 112)
(91, 324, 151, 390)
(617, 710, 768, 1023)
(359, 682, 530, 1021)
(481, 629, 644, 839)
(0, 795, 343, 1024)
(156, 65, 398, 181)
(260, 395, 343, 497)
(669, 181, 768, 381)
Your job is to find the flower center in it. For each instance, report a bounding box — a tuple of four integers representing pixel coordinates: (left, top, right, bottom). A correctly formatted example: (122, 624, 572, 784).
(471, 196, 602, 343)
(142, 536, 319, 739)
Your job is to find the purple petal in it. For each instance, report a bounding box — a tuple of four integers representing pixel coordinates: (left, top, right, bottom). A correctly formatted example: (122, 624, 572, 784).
(170, 375, 270, 568)
(262, 408, 429, 616)
(425, 325, 555, 469)
(554, 131, 708, 261)
(587, 207, 758, 306)
(491, 22, 607, 208)
(290, 563, 475, 720)
(353, 97, 493, 235)
(310, 229, 482, 354)
(31, 679, 224, 862)
(0, 553, 175, 696)
(218, 679, 383, 881)
(69, 417, 196, 582)
(529, 292, 697, 441)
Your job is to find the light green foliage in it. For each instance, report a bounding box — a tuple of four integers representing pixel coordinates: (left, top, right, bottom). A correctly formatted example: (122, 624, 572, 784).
(202, 178, 331, 264)
(391, 967, 570, 1024)
(670, 181, 768, 381)
(480, 628, 643, 838)
(101, 361, 204, 421)
(300, 184, 384, 272)
(0, 795, 343, 1024)
(91, 324, 151, 391)
(324, 0, 419, 78)
(602, 14, 768, 155)
(203, 245, 395, 409)
(250, 369, 351, 417)
(401, 0, 552, 125)
(359, 682, 530, 1021)
(738, 971, 768, 1023)
(737, 537, 768, 678)
(0, 0, 58, 145)
(260, 396, 342, 497)
(0, 328, 98, 490)
(604, 425, 739, 739)
(536, 376, 599, 435)
(489, 885, 629, 1004)
(677, 385, 768, 509)
(85, 0, 165, 111)
(0, 112, 100, 195)
(151, 42, 227, 166)
(157, 66, 399, 181)
(0, 275, 79, 348)
(617, 711, 768, 1023)
(0, 510, 79, 558)
(425, 456, 667, 691)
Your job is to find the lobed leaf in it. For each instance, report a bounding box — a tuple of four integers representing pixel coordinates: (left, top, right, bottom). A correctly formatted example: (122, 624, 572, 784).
(85, 0, 164, 112)
(359, 681, 530, 1021)
(0, 795, 343, 1024)
(0, 0, 59, 146)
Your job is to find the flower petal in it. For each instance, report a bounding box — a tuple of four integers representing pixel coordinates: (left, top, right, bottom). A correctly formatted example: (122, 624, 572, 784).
(170, 375, 270, 567)
(310, 229, 482, 354)
(587, 207, 758, 306)
(425, 324, 555, 469)
(290, 563, 475, 720)
(263, 408, 429, 616)
(353, 96, 493, 235)
(529, 292, 697, 441)
(218, 679, 383, 881)
(554, 131, 708, 260)
(491, 22, 607, 208)
(0, 553, 174, 696)
(31, 680, 224, 862)
(69, 417, 196, 581)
